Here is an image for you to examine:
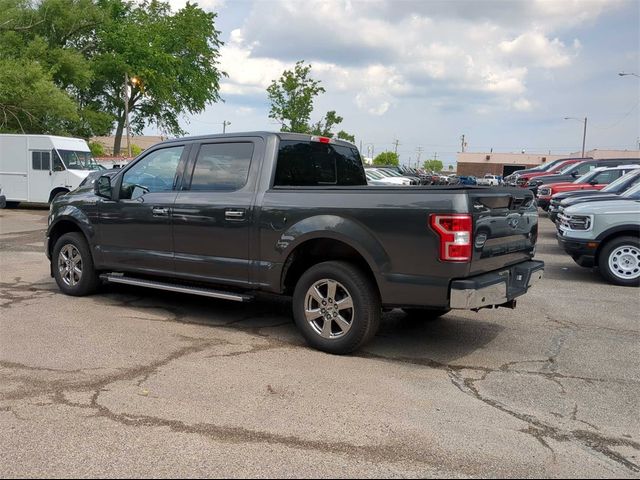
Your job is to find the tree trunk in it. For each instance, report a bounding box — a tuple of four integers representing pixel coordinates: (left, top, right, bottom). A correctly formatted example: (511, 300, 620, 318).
(113, 115, 125, 156)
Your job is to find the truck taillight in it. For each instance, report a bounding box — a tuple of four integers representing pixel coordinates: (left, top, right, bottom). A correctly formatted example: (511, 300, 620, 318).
(429, 214, 472, 262)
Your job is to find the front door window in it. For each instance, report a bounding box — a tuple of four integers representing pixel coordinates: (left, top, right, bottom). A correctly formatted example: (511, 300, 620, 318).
(120, 146, 184, 199)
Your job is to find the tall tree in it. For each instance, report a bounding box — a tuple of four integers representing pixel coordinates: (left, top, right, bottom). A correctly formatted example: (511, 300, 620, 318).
(267, 60, 355, 140)
(423, 159, 443, 172)
(373, 151, 399, 166)
(267, 61, 324, 133)
(86, 0, 225, 154)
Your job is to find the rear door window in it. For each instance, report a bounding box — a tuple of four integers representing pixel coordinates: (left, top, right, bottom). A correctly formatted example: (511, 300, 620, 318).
(275, 140, 366, 186)
(188, 142, 254, 191)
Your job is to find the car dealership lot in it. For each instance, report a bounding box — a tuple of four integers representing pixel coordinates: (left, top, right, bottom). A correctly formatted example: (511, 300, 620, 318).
(0, 207, 638, 478)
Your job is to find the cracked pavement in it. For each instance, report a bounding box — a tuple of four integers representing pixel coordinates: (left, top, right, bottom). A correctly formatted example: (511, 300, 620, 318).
(0, 207, 639, 478)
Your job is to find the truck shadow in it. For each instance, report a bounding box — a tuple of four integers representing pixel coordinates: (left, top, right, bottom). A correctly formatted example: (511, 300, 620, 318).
(96, 284, 502, 365)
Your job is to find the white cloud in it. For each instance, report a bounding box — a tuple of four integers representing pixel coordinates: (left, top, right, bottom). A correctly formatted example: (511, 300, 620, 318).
(498, 32, 579, 68)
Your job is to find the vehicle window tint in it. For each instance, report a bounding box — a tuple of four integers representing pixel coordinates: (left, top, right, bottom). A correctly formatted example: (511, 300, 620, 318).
(574, 163, 595, 175)
(31, 151, 50, 170)
(189, 143, 253, 191)
(121, 146, 183, 200)
(275, 140, 366, 186)
(41, 151, 50, 171)
(593, 170, 621, 184)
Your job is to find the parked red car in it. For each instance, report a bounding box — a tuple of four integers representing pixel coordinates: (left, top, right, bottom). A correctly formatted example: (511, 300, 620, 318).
(537, 165, 640, 210)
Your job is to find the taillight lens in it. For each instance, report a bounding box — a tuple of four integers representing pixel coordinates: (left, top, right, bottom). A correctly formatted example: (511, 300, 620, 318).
(430, 214, 472, 262)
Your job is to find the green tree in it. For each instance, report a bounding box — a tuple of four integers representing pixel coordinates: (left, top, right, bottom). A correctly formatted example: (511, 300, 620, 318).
(336, 130, 355, 143)
(448, 164, 454, 171)
(89, 140, 105, 156)
(310, 110, 342, 136)
(86, 0, 225, 154)
(0, 58, 78, 133)
(423, 159, 443, 172)
(267, 60, 355, 140)
(373, 151, 399, 166)
(267, 61, 324, 133)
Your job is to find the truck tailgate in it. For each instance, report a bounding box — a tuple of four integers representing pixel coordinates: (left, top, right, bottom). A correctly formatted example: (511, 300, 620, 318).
(467, 188, 538, 275)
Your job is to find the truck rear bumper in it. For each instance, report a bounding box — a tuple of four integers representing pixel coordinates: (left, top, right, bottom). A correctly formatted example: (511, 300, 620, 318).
(450, 260, 544, 309)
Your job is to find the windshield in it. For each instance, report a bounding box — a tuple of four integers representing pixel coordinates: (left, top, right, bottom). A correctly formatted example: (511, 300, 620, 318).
(559, 163, 580, 174)
(367, 170, 384, 179)
(382, 169, 402, 177)
(621, 182, 640, 198)
(602, 171, 640, 192)
(57, 150, 100, 170)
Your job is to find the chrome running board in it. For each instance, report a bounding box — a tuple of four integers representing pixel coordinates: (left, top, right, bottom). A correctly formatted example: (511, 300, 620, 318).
(100, 273, 252, 302)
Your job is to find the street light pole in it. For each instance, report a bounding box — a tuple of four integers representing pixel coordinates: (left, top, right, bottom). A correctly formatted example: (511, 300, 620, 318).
(124, 72, 131, 157)
(222, 120, 231, 134)
(618, 72, 640, 78)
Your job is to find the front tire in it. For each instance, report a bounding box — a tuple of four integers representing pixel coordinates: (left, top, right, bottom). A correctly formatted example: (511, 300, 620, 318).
(292, 261, 381, 354)
(598, 236, 640, 287)
(52, 232, 100, 296)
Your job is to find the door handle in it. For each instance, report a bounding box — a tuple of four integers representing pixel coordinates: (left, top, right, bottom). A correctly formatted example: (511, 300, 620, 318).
(152, 207, 170, 216)
(225, 209, 246, 221)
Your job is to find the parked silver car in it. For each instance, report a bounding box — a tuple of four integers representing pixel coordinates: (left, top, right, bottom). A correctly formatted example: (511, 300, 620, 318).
(557, 195, 640, 286)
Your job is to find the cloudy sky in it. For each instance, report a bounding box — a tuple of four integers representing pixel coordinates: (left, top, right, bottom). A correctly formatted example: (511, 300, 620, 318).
(166, 0, 639, 167)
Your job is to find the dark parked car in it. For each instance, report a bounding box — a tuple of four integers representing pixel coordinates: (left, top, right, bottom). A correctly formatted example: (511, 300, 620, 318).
(46, 132, 543, 354)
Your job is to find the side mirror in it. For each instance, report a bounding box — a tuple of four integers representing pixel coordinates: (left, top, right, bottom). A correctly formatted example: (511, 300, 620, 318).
(94, 175, 112, 199)
(589, 179, 598, 185)
(571, 172, 579, 178)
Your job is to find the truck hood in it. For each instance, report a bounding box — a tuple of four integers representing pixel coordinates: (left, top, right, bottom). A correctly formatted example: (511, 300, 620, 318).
(564, 199, 640, 216)
(563, 193, 622, 207)
(554, 189, 606, 201)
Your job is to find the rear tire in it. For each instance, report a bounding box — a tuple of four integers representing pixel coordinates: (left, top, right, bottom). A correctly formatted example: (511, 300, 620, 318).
(292, 261, 381, 354)
(598, 236, 640, 287)
(402, 308, 450, 320)
(52, 232, 100, 296)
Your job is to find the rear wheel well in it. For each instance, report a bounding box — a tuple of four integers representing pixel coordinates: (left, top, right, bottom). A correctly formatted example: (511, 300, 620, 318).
(49, 188, 70, 203)
(48, 220, 84, 258)
(282, 238, 378, 296)
(596, 229, 640, 264)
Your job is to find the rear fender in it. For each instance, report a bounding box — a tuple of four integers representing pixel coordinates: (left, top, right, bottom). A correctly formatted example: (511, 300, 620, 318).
(276, 215, 390, 274)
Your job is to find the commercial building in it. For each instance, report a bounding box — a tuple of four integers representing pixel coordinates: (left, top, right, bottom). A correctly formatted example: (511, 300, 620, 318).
(456, 149, 640, 177)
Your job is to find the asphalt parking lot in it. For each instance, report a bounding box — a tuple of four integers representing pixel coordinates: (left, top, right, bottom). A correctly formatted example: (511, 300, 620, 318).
(0, 207, 638, 478)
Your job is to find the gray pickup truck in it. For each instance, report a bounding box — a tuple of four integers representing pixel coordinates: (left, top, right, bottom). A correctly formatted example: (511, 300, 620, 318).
(46, 132, 543, 354)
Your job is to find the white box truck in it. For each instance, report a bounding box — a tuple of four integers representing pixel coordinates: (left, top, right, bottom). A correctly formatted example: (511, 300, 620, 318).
(0, 134, 102, 206)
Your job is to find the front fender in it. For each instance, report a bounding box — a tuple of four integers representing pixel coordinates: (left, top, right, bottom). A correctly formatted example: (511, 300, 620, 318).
(47, 203, 97, 256)
(275, 214, 390, 274)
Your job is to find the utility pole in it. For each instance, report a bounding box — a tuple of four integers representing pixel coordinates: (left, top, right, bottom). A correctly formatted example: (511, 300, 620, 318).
(222, 120, 231, 134)
(460, 134, 466, 153)
(581, 117, 587, 158)
(416, 146, 423, 168)
(393, 139, 400, 156)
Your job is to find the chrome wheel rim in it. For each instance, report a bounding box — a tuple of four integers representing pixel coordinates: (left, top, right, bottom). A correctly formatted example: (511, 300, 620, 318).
(58, 244, 83, 287)
(304, 279, 354, 339)
(608, 245, 640, 280)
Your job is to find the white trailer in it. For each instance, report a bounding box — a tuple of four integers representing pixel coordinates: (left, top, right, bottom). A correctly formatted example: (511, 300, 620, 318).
(0, 134, 101, 205)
